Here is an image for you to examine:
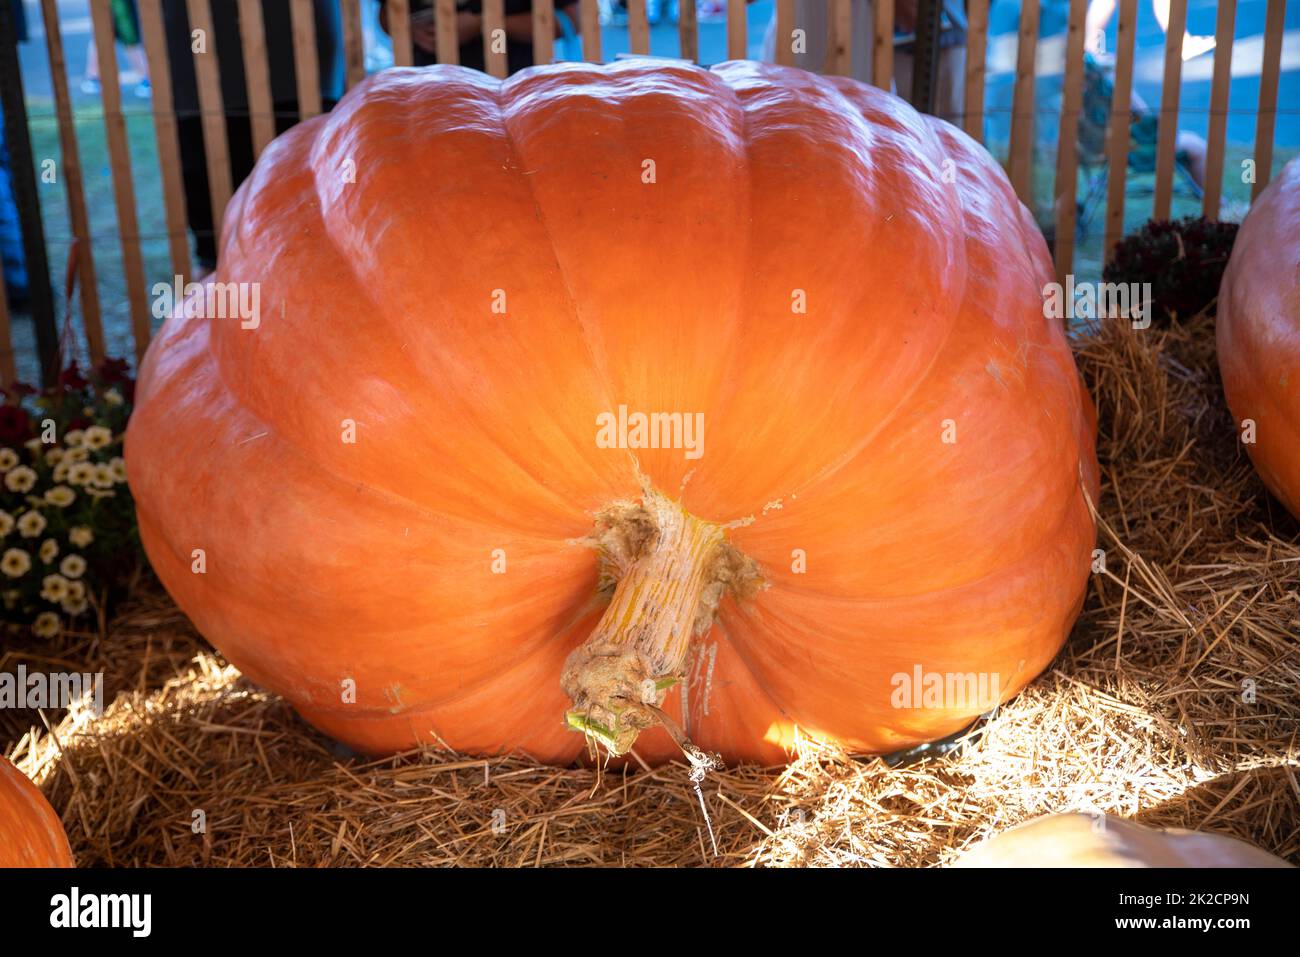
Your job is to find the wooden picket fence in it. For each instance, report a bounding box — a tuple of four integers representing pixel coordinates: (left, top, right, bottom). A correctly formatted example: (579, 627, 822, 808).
(0, 0, 1289, 386)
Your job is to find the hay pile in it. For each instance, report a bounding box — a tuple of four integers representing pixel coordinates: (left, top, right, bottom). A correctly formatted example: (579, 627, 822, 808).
(5, 311, 1298, 867)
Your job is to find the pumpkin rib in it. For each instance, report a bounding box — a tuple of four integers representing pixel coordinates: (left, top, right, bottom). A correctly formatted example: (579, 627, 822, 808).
(0, 756, 74, 868)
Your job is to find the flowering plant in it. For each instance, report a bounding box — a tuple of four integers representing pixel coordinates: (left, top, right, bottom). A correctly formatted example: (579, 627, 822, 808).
(0, 358, 139, 637)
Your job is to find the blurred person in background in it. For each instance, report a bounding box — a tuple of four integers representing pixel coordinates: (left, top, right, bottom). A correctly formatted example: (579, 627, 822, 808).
(1084, 0, 1216, 61)
(81, 0, 151, 99)
(163, 0, 343, 271)
(377, 1, 583, 74)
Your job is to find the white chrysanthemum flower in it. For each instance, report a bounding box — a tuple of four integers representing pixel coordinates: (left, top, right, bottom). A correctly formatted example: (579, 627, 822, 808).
(39, 539, 59, 564)
(86, 489, 116, 500)
(61, 595, 88, 616)
(66, 579, 85, 601)
(32, 611, 61, 637)
(109, 457, 127, 483)
(4, 466, 37, 493)
(1, 548, 31, 578)
(83, 426, 114, 451)
(45, 447, 65, 466)
(52, 461, 70, 483)
(59, 554, 86, 580)
(40, 574, 70, 602)
(64, 446, 89, 464)
(92, 464, 114, 490)
(23, 438, 42, 455)
(44, 485, 76, 508)
(17, 510, 46, 538)
(63, 429, 86, 448)
(104, 388, 124, 407)
(68, 526, 94, 548)
(0, 511, 13, 537)
(67, 462, 95, 486)
(0, 448, 19, 471)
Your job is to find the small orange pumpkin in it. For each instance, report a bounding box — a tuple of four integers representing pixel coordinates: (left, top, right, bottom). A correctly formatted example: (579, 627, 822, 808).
(953, 813, 1292, 868)
(126, 61, 1098, 764)
(0, 755, 73, 867)
(1217, 157, 1300, 518)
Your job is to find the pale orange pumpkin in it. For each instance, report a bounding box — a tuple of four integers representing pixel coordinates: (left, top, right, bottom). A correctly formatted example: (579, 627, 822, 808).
(953, 813, 1293, 868)
(126, 61, 1098, 765)
(1217, 157, 1300, 518)
(0, 755, 73, 867)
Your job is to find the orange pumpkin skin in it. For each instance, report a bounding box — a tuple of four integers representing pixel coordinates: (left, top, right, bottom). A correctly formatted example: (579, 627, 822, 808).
(1218, 158, 1300, 519)
(125, 61, 1097, 765)
(0, 756, 73, 867)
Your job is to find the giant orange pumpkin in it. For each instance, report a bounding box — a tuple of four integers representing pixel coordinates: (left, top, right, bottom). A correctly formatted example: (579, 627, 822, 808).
(0, 755, 73, 867)
(1217, 158, 1300, 518)
(126, 61, 1098, 765)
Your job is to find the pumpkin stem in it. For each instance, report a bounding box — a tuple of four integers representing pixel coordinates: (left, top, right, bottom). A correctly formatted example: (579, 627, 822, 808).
(562, 485, 761, 758)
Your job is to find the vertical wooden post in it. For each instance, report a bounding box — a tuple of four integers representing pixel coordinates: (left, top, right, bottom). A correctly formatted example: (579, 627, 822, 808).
(829, 0, 852, 76)
(1007, 0, 1039, 204)
(533, 0, 555, 64)
(187, 0, 232, 241)
(389, 0, 414, 67)
(483, 0, 507, 77)
(773, 0, 795, 67)
(1151, 0, 1185, 220)
(1202, 0, 1236, 219)
(678, 0, 698, 62)
(290, 0, 323, 117)
(236, 0, 276, 159)
(872, 0, 893, 90)
(628, 0, 650, 55)
(38, 0, 104, 363)
(1103, 0, 1138, 260)
(581, 0, 601, 63)
(1251, 0, 1285, 200)
(89, 0, 151, 363)
(435, 0, 459, 64)
(963, 0, 988, 141)
(727, 0, 746, 60)
(341, 0, 365, 88)
(1053, 0, 1087, 285)
(138, 0, 191, 283)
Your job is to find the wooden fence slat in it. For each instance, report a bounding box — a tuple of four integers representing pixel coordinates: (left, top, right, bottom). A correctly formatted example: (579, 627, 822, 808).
(1052, 0, 1087, 286)
(678, 0, 698, 62)
(483, 0, 507, 77)
(727, 0, 746, 59)
(236, 0, 275, 158)
(435, 0, 459, 64)
(187, 0, 232, 242)
(1007, 0, 1039, 203)
(872, 0, 893, 90)
(581, 0, 601, 63)
(963, 0, 988, 141)
(0, 268, 13, 385)
(137, 0, 191, 284)
(1103, 0, 1138, 261)
(290, 0, 323, 116)
(773, 0, 795, 67)
(341, 0, 365, 88)
(627, 0, 649, 55)
(89, 0, 151, 363)
(829, 0, 852, 76)
(1151, 0, 1185, 219)
(533, 0, 555, 64)
(1202, 0, 1236, 219)
(1252, 0, 1285, 200)
(388, 0, 413, 67)
(38, 0, 103, 362)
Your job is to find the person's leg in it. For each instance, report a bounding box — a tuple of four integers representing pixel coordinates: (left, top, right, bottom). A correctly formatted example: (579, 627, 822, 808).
(1176, 130, 1207, 188)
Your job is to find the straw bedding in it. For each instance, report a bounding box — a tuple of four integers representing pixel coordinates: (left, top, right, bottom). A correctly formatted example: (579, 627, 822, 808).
(4, 310, 1298, 867)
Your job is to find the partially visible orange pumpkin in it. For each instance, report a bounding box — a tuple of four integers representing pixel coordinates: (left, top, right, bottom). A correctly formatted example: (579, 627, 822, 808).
(126, 60, 1098, 765)
(953, 813, 1292, 868)
(0, 755, 73, 867)
(1217, 157, 1300, 518)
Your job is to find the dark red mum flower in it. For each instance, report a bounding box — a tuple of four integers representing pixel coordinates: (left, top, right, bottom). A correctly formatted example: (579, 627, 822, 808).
(59, 362, 89, 391)
(0, 405, 32, 446)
